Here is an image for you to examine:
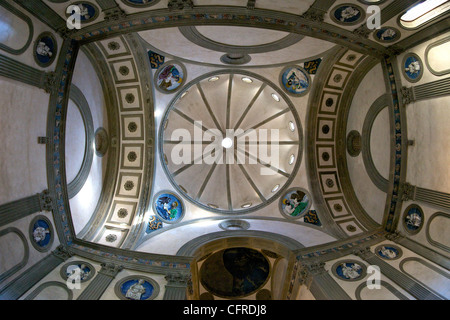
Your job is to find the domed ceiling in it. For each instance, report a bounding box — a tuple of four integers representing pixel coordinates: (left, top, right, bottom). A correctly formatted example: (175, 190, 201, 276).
(6, 0, 445, 262)
(159, 70, 303, 214)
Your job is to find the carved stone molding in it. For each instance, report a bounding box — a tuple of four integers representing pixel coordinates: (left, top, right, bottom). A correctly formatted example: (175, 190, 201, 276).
(352, 247, 374, 260)
(301, 7, 326, 23)
(401, 86, 415, 105)
(400, 182, 416, 202)
(51, 245, 73, 261)
(353, 25, 371, 39)
(168, 0, 194, 11)
(38, 190, 53, 212)
(305, 262, 326, 276)
(37, 137, 50, 145)
(385, 230, 402, 242)
(165, 272, 191, 287)
(103, 7, 126, 21)
(99, 263, 124, 277)
(385, 45, 403, 58)
(247, 0, 256, 10)
(42, 72, 57, 94)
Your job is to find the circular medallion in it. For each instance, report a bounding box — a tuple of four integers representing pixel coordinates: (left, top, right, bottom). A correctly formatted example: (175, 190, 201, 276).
(60, 261, 96, 283)
(200, 248, 270, 298)
(332, 260, 367, 281)
(279, 188, 311, 219)
(153, 191, 185, 223)
(279, 65, 311, 97)
(402, 53, 423, 83)
(94, 127, 109, 157)
(33, 32, 57, 68)
(29, 215, 54, 252)
(402, 204, 424, 235)
(375, 244, 403, 260)
(115, 276, 160, 300)
(331, 4, 366, 25)
(154, 61, 187, 94)
(65, 2, 99, 24)
(374, 27, 401, 43)
(346, 130, 362, 157)
(120, 0, 160, 8)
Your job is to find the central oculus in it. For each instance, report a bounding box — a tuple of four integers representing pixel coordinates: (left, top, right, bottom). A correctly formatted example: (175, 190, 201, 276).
(221, 137, 233, 149)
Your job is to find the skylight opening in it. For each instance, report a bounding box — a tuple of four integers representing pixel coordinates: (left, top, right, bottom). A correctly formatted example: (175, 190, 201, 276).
(400, 0, 450, 29)
(289, 121, 295, 132)
(271, 93, 280, 102)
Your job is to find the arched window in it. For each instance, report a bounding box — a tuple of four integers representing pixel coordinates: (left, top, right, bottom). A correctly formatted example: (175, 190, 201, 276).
(399, 0, 450, 29)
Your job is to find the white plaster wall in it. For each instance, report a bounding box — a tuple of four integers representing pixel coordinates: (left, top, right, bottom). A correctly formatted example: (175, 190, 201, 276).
(404, 96, 450, 194)
(19, 255, 100, 300)
(137, 218, 336, 255)
(397, 200, 449, 258)
(370, 107, 390, 180)
(69, 49, 108, 235)
(397, 32, 450, 194)
(325, 247, 416, 300)
(0, 78, 49, 205)
(0, 0, 63, 72)
(368, 240, 449, 300)
(0, 210, 60, 292)
(65, 100, 86, 183)
(346, 63, 388, 225)
(397, 31, 450, 86)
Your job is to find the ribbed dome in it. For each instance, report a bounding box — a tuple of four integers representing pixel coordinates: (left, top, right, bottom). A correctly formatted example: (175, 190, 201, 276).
(159, 70, 303, 214)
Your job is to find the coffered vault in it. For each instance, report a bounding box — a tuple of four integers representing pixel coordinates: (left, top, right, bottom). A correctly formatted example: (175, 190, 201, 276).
(0, 0, 449, 301)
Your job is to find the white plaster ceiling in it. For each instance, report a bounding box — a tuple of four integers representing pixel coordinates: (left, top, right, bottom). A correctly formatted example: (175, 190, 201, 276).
(139, 27, 336, 67)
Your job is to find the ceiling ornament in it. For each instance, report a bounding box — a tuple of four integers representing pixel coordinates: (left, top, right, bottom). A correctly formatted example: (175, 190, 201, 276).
(279, 65, 311, 97)
(402, 53, 424, 83)
(331, 3, 366, 26)
(373, 27, 401, 43)
(120, 0, 160, 8)
(331, 260, 367, 281)
(33, 32, 57, 68)
(154, 60, 187, 94)
(279, 188, 312, 220)
(29, 215, 54, 252)
(402, 204, 424, 235)
(153, 191, 185, 224)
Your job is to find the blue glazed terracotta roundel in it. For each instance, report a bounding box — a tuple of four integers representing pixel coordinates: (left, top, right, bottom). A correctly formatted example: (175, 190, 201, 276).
(403, 54, 423, 82)
(120, 278, 155, 300)
(280, 66, 311, 96)
(31, 218, 52, 248)
(154, 192, 184, 223)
